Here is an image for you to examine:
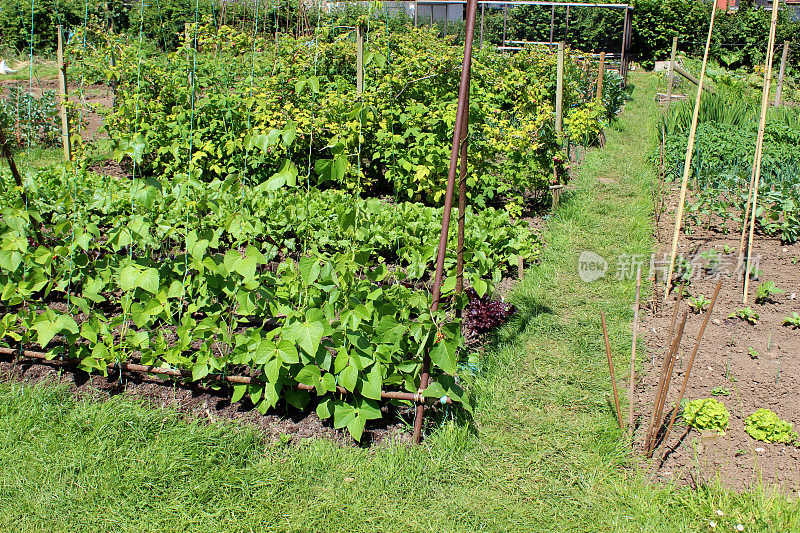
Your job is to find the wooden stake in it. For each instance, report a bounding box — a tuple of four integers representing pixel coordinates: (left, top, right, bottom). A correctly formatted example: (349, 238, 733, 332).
(556, 41, 564, 133)
(596, 52, 605, 102)
(414, 0, 418, 28)
(517, 255, 524, 280)
(664, 1, 717, 300)
(743, 0, 780, 304)
(628, 267, 642, 440)
(57, 25, 71, 161)
(549, 5, 555, 47)
(775, 41, 790, 106)
(502, 4, 507, 47)
(356, 24, 364, 94)
(601, 311, 624, 429)
(665, 36, 678, 107)
(661, 279, 722, 450)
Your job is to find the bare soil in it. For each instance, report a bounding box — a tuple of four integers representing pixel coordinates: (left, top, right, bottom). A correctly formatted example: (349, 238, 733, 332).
(0, 354, 415, 447)
(637, 182, 800, 494)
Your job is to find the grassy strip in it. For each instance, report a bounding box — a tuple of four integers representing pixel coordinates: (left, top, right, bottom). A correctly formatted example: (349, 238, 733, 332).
(0, 73, 798, 533)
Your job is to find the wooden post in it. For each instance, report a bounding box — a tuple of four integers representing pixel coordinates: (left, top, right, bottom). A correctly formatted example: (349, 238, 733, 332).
(56, 25, 71, 162)
(664, 2, 718, 299)
(479, 2, 485, 48)
(774, 40, 790, 106)
(743, 0, 780, 303)
(665, 36, 678, 107)
(596, 51, 605, 101)
(502, 4, 507, 47)
(517, 255, 524, 280)
(414, 0, 418, 28)
(564, 5, 570, 42)
(356, 24, 364, 94)
(549, 5, 555, 47)
(556, 41, 564, 133)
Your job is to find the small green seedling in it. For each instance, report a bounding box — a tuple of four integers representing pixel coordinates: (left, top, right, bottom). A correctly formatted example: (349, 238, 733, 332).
(711, 387, 731, 396)
(723, 244, 734, 254)
(729, 307, 759, 325)
(755, 281, 785, 304)
(682, 398, 730, 435)
(688, 294, 711, 314)
(748, 347, 759, 360)
(700, 250, 721, 273)
(745, 409, 798, 444)
(782, 312, 800, 329)
(748, 266, 763, 280)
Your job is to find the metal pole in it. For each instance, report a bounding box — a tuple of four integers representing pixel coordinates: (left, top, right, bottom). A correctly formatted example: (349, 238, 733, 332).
(622, 7, 632, 84)
(502, 4, 508, 47)
(665, 36, 678, 108)
(57, 25, 71, 161)
(775, 40, 790, 106)
(549, 5, 555, 47)
(455, 61, 472, 299)
(556, 41, 564, 133)
(414, 0, 418, 27)
(564, 5, 570, 42)
(356, 24, 364, 93)
(620, 7, 629, 81)
(480, 2, 485, 48)
(412, 0, 478, 446)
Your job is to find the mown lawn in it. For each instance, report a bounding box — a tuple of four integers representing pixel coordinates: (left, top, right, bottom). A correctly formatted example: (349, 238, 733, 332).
(0, 72, 797, 533)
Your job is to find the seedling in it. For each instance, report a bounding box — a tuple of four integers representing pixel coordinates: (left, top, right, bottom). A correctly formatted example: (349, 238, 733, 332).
(747, 347, 759, 360)
(723, 244, 734, 254)
(700, 250, 721, 273)
(747, 266, 763, 280)
(729, 307, 759, 325)
(754, 281, 785, 304)
(688, 294, 711, 314)
(711, 387, 731, 396)
(782, 312, 800, 329)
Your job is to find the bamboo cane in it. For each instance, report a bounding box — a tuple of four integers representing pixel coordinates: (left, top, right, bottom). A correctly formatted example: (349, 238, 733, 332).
(743, 0, 780, 304)
(664, 1, 718, 300)
(646, 310, 688, 456)
(660, 279, 723, 451)
(628, 267, 642, 440)
(602, 311, 624, 429)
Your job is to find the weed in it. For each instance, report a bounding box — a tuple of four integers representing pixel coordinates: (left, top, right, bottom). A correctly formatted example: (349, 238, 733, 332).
(729, 307, 759, 325)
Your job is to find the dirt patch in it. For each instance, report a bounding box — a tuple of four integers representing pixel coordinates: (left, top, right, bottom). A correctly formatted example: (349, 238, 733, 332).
(0, 354, 414, 447)
(636, 183, 800, 494)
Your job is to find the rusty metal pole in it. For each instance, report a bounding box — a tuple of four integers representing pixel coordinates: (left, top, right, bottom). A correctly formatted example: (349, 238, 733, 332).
(502, 4, 507, 47)
(412, 0, 478, 446)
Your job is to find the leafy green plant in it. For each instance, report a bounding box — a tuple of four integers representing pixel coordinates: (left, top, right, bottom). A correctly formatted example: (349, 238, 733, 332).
(682, 398, 729, 434)
(782, 312, 800, 329)
(688, 294, 710, 314)
(729, 307, 759, 325)
(745, 409, 798, 444)
(755, 281, 785, 304)
(711, 387, 731, 396)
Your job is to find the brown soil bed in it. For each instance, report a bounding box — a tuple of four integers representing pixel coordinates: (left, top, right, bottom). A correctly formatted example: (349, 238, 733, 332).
(637, 182, 800, 494)
(0, 353, 416, 447)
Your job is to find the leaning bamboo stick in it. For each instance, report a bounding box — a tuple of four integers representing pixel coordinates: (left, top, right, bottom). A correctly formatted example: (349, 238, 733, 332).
(628, 267, 642, 440)
(664, 1, 718, 300)
(601, 311, 624, 429)
(743, 0, 781, 304)
(644, 285, 684, 450)
(647, 310, 688, 456)
(661, 279, 723, 450)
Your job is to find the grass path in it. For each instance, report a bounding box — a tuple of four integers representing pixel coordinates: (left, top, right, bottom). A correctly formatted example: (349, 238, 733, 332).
(1, 73, 798, 533)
